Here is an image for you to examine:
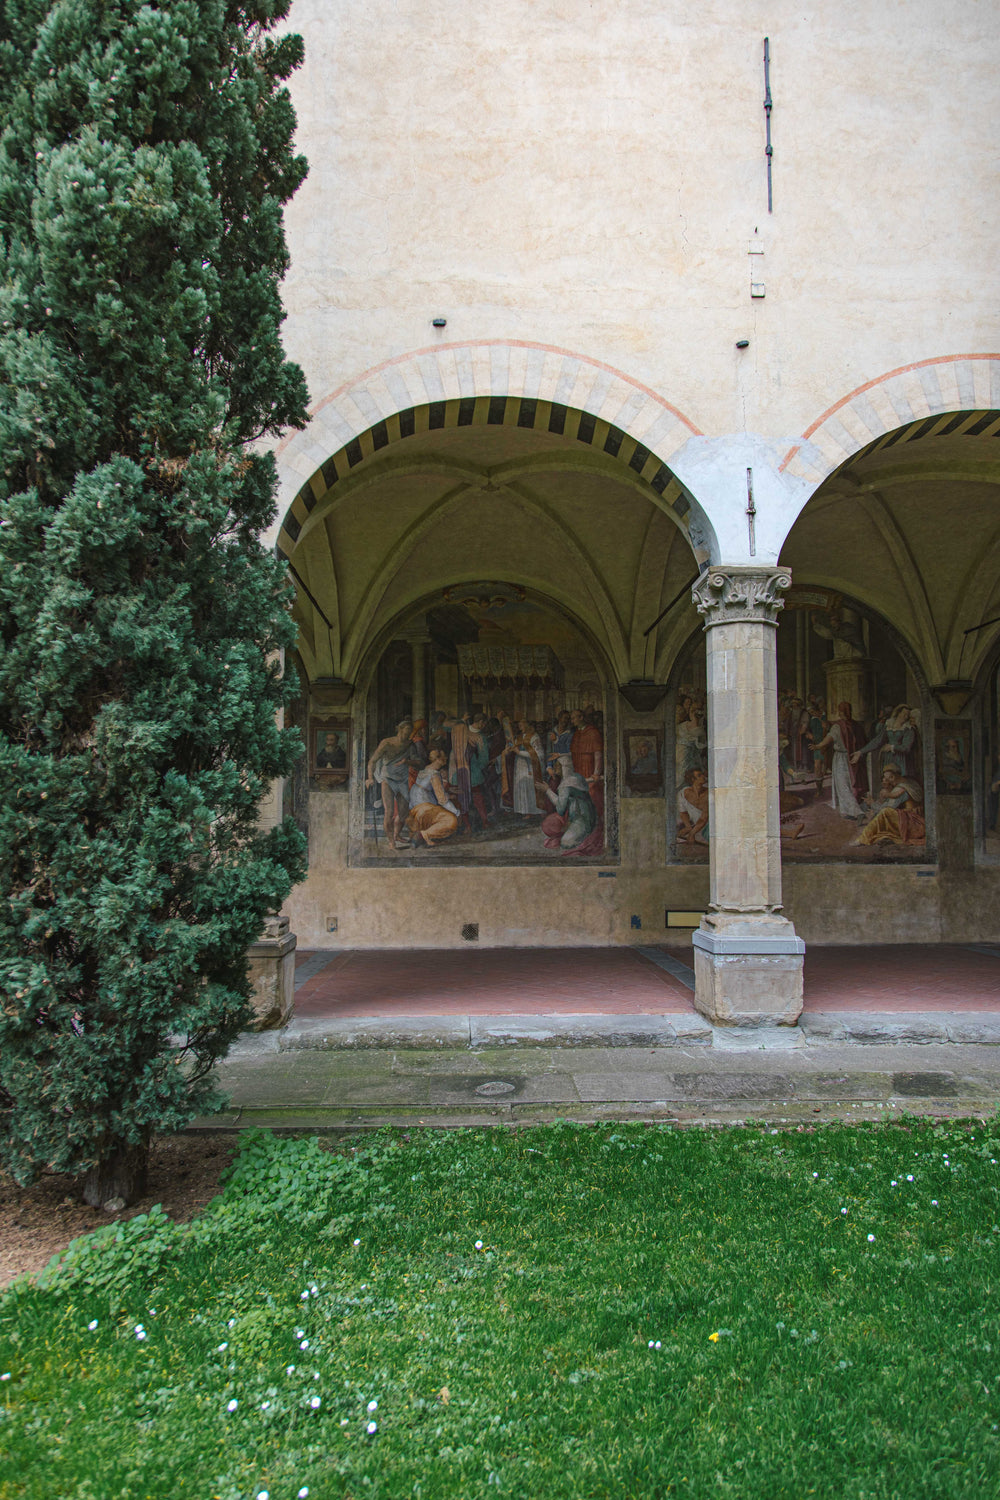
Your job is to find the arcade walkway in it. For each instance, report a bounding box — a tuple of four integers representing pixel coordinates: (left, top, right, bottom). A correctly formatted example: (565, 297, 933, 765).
(291, 943, 1000, 1020)
(203, 943, 1000, 1133)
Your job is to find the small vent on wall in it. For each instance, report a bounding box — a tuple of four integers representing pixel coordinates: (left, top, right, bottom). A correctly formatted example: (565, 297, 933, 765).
(461, 923, 480, 942)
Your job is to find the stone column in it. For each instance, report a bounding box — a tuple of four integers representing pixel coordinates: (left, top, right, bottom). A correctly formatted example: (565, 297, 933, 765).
(690, 566, 805, 1025)
(399, 619, 431, 726)
(247, 914, 297, 1030)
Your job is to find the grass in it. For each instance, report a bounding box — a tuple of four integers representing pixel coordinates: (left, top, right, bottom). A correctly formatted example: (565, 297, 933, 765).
(1, 1118, 999, 1499)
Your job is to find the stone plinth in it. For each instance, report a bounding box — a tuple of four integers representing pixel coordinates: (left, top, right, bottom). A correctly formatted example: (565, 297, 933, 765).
(691, 566, 805, 1026)
(693, 913, 804, 1026)
(247, 915, 297, 1030)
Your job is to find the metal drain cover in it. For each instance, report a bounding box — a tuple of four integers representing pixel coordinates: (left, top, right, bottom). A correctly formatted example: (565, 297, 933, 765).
(475, 1080, 517, 1097)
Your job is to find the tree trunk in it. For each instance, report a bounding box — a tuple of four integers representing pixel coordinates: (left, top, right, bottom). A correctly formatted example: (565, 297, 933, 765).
(82, 1141, 150, 1209)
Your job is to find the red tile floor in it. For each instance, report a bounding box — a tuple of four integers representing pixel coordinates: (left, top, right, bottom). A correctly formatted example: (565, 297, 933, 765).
(291, 944, 1000, 1019)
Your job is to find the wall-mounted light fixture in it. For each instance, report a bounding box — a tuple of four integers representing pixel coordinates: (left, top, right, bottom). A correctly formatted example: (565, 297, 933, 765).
(735, 339, 750, 349)
(432, 317, 447, 328)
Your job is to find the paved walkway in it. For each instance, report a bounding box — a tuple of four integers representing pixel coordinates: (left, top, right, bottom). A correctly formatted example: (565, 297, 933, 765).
(194, 943, 1000, 1133)
(292, 943, 1000, 1019)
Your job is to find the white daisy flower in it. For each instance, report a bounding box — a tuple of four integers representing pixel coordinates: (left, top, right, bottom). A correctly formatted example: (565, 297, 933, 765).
(227, 1399, 238, 1412)
(367, 1400, 378, 1412)
(867, 1234, 875, 1242)
(87, 1320, 98, 1331)
(367, 1420, 378, 1434)
(310, 1396, 321, 1409)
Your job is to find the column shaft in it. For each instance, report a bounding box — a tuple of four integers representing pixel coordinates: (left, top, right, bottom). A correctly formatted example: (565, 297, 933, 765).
(690, 567, 804, 1026)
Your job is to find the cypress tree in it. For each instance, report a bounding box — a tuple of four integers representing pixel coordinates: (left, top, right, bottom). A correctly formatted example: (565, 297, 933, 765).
(0, 1, 309, 1205)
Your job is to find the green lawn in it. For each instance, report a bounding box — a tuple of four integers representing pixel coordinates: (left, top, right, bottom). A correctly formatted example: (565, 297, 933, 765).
(1, 1119, 999, 1500)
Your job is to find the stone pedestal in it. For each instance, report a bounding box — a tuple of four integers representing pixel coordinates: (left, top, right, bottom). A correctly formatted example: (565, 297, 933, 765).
(823, 655, 877, 726)
(690, 567, 805, 1026)
(247, 914, 297, 1030)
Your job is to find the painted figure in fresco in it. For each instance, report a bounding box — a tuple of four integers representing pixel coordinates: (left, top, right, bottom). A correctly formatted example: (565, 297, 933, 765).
(630, 739, 658, 776)
(408, 720, 429, 787)
(853, 703, 917, 779)
(813, 701, 868, 818)
(513, 720, 546, 815)
(940, 736, 968, 793)
(467, 715, 494, 829)
(855, 767, 925, 847)
(852, 703, 891, 777)
(446, 716, 474, 827)
(316, 731, 346, 769)
(406, 749, 460, 847)
(675, 706, 707, 778)
(480, 706, 506, 817)
(571, 708, 605, 821)
(546, 709, 574, 761)
(677, 767, 709, 845)
(542, 755, 599, 851)
(366, 717, 424, 850)
(498, 711, 517, 808)
(807, 695, 829, 785)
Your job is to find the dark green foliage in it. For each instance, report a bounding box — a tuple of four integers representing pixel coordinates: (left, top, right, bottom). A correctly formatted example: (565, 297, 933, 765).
(0, 2, 309, 1193)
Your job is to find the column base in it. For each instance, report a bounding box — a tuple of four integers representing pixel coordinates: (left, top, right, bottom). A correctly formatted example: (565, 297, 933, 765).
(247, 915, 297, 1030)
(692, 914, 804, 1026)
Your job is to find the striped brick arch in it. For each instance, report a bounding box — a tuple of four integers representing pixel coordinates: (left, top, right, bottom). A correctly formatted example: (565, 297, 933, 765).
(780, 354, 1000, 486)
(267, 341, 704, 556)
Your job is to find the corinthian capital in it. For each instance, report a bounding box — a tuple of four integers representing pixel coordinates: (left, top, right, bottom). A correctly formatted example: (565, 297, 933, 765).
(691, 566, 792, 628)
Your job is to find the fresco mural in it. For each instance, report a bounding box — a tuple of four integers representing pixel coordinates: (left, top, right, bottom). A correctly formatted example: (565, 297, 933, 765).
(358, 587, 615, 864)
(670, 651, 709, 859)
(669, 590, 931, 862)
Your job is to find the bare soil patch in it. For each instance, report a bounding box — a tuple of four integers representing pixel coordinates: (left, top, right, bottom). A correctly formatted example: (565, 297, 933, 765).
(0, 1132, 238, 1290)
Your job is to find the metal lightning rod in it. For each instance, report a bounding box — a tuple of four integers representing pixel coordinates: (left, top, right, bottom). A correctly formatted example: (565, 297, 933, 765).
(763, 38, 773, 213)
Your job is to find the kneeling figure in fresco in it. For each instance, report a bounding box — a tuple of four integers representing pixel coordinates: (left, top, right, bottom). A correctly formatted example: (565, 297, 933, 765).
(542, 755, 600, 852)
(855, 767, 926, 847)
(406, 749, 461, 848)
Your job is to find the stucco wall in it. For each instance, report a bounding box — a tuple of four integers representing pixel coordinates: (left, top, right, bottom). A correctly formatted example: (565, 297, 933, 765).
(280, 0, 999, 446)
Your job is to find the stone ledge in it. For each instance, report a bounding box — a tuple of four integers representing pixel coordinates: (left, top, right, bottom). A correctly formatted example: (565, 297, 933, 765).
(469, 1015, 712, 1049)
(222, 1011, 1000, 1055)
(280, 1016, 472, 1050)
(800, 1012, 1000, 1045)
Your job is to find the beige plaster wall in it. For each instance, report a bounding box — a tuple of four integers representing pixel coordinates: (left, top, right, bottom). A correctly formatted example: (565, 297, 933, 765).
(281, 0, 999, 445)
